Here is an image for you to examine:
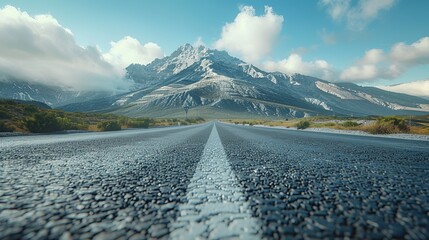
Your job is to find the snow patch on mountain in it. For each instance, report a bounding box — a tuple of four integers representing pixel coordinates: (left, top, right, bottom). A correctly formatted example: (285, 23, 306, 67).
(198, 59, 217, 78)
(267, 74, 277, 84)
(289, 75, 301, 86)
(239, 64, 265, 78)
(315, 81, 360, 100)
(113, 89, 148, 106)
(352, 90, 426, 111)
(356, 92, 385, 105)
(384, 103, 429, 112)
(419, 104, 429, 111)
(305, 97, 332, 111)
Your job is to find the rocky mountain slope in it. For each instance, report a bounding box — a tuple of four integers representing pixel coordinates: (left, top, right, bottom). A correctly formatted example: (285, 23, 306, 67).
(61, 44, 429, 118)
(0, 80, 117, 108)
(2, 44, 428, 118)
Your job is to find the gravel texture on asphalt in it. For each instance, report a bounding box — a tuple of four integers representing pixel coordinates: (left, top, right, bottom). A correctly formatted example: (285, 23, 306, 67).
(0, 124, 211, 240)
(1, 122, 429, 239)
(216, 123, 429, 239)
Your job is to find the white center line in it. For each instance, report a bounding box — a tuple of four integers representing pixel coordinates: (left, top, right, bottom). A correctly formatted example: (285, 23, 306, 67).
(169, 124, 261, 239)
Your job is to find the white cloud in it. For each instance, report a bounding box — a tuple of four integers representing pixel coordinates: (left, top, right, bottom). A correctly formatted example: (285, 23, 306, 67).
(339, 49, 385, 81)
(103, 36, 163, 73)
(357, 0, 395, 19)
(0, 5, 129, 91)
(0, 5, 164, 91)
(319, 0, 350, 21)
(214, 5, 283, 63)
(360, 49, 385, 64)
(320, 0, 396, 30)
(378, 79, 429, 98)
(340, 64, 380, 82)
(263, 54, 335, 80)
(340, 37, 429, 82)
(390, 37, 429, 65)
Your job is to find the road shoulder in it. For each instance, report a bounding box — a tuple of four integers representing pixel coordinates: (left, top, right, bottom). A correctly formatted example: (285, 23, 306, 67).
(222, 122, 429, 141)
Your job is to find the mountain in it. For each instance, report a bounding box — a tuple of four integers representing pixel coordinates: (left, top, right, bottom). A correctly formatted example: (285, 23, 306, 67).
(60, 44, 429, 118)
(0, 80, 117, 108)
(3, 99, 52, 109)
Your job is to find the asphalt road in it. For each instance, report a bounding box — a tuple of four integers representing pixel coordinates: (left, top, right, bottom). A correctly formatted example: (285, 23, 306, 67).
(1, 122, 428, 239)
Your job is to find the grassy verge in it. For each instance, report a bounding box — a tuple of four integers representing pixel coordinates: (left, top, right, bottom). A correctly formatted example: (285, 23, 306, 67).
(224, 115, 429, 135)
(0, 100, 205, 133)
(224, 119, 298, 128)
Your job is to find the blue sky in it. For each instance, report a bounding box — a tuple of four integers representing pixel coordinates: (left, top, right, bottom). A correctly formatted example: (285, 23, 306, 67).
(0, 0, 428, 94)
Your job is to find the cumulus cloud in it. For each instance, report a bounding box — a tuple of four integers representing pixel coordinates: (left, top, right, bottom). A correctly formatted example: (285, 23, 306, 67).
(340, 37, 429, 82)
(340, 49, 386, 81)
(214, 5, 283, 63)
(378, 79, 429, 98)
(263, 54, 336, 80)
(390, 37, 429, 65)
(0, 5, 129, 91)
(319, 0, 350, 21)
(360, 49, 385, 64)
(340, 64, 380, 82)
(103, 36, 163, 73)
(0, 5, 164, 91)
(320, 0, 396, 30)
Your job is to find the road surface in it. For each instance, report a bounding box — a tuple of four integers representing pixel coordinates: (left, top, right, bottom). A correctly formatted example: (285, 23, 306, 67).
(1, 122, 428, 239)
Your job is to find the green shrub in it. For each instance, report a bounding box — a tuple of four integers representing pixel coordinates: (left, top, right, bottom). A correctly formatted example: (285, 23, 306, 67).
(118, 116, 130, 126)
(323, 122, 336, 127)
(128, 119, 150, 128)
(0, 110, 10, 119)
(366, 123, 391, 134)
(24, 112, 63, 133)
(97, 121, 121, 131)
(379, 117, 408, 130)
(342, 121, 360, 127)
(366, 117, 409, 134)
(23, 112, 80, 133)
(0, 121, 13, 132)
(184, 117, 205, 124)
(1, 100, 17, 105)
(23, 105, 38, 114)
(296, 120, 310, 129)
(56, 116, 78, 130)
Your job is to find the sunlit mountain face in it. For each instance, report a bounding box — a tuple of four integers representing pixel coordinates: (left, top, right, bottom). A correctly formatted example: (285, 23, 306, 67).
(59, 44, 429, 118)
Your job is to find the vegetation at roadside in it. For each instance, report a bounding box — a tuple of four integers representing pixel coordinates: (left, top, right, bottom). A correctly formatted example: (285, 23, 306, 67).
(362, 117, 409, 134)
(97, 121, 122, 131)
(296, 120, 310, 129)
(0, 100, 205, 133)
(0, 120, 14, 132)
(225, 115, 429, 135)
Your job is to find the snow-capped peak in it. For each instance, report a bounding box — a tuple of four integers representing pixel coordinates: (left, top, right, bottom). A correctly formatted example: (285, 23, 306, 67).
(239, 63, 265, 78)
(153, 43, 210, 74)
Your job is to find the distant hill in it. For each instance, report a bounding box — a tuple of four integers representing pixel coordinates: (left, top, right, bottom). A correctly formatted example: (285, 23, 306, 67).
(0, 80, 117, 107)
(0, 100, 204, 133)
(1, 99, 52, 109)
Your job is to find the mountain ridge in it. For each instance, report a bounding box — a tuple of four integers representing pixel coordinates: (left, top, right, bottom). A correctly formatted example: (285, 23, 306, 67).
(2, 43, 429, 118)
(61, 44, 429, 118)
